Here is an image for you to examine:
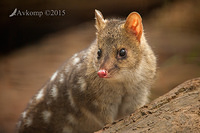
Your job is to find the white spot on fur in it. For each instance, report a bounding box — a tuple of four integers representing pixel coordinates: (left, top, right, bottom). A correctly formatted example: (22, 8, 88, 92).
(62, 126, 73, 133)
(73, 57, 80, 65)
(78, 77, 87, 91)
(65, 65, 70, 74)
(25, 117, 32, 126)
(22, 111, 27, 118)
(59, 73, 64, 83)
(50, 84, 58, 99)
(82, 54, 87, 60)
(51, 71, 58, 81)
(73, 53, 77, 57)
(68, 89, 76, 108)
(36, 89, 44, 101)
(67, 114, 77, 125)
(42, 110, 51, 123)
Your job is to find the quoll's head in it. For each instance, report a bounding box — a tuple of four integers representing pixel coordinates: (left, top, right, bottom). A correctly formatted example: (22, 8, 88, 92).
(94, 10, 144, 80)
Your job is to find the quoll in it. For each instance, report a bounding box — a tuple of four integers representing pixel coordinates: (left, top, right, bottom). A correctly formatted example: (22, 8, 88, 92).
(17, 10, 157, 133)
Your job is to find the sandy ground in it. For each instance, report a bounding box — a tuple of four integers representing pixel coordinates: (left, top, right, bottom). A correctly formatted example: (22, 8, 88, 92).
(0, 1, 200, 132)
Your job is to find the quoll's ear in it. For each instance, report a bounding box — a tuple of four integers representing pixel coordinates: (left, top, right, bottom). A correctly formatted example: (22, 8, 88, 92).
(95, 9, 106, 31)
(124, 12, 143, 42)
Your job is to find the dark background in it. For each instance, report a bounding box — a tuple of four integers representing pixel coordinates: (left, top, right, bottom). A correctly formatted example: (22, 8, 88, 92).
(0, 0, 165, 55)
(0, 0, 200, 133)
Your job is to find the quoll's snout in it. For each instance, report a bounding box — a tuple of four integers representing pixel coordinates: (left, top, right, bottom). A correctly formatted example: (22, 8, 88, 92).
(98, 69, 108, 78)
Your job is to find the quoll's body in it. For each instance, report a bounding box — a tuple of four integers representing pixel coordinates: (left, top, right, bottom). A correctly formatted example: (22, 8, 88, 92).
(17, 10, 156, 133)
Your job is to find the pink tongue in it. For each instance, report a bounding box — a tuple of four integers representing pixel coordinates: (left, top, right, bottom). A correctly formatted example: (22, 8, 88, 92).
(98, 69, 108, 78)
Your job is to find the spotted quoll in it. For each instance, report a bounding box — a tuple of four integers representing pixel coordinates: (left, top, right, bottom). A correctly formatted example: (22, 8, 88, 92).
(17, 10, 157, 133)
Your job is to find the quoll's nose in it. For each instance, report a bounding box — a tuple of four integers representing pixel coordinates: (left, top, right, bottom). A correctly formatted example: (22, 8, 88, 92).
(98, 69, 108, 78)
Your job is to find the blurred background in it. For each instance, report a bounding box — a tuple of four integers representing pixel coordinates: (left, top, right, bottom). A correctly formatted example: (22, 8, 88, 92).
(0, 0, 200, 132)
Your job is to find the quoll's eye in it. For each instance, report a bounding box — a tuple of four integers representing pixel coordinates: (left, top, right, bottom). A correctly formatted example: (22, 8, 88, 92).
(118, 48, 127, 59)
(97, 49, 102, 59)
